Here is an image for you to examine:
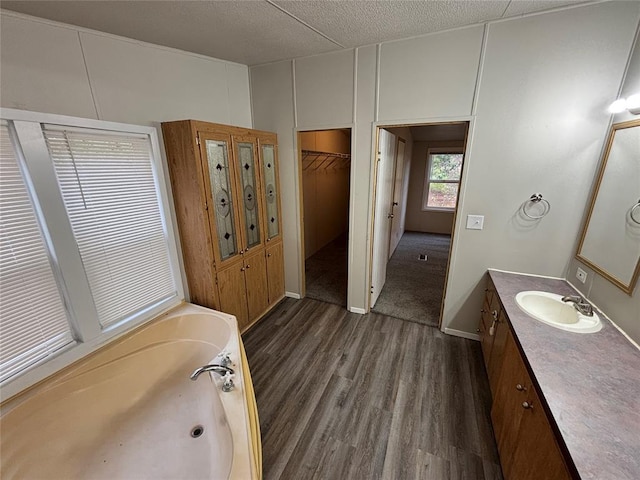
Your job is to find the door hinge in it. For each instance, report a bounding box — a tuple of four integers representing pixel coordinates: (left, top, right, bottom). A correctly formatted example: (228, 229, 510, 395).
(196, 135, 200, 146)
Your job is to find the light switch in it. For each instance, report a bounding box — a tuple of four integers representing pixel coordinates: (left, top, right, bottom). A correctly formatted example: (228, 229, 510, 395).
(466, 215, 484, 230)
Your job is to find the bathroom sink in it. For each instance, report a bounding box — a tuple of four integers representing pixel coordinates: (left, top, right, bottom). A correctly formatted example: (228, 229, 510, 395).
(514, 291, 602, 333)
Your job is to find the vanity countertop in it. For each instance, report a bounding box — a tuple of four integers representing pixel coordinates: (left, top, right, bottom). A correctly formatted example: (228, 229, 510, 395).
(488, 269, 640, 480)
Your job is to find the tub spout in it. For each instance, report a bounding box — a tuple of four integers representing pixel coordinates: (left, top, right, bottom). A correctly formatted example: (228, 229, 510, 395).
(190, 364, 234, 381)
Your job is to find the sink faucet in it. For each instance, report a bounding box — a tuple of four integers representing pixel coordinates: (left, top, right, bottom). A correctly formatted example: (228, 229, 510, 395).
(561, 295, 594, 317)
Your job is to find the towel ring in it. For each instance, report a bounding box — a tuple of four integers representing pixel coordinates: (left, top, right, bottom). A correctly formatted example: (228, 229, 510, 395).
(631, 200, 640, 225)
(522, 193, 551, 220)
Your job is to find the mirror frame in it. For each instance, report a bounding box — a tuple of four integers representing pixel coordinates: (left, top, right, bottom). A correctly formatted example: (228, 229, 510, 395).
(576, 118, 640, 295)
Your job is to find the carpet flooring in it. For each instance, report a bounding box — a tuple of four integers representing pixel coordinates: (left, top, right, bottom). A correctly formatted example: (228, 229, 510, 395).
(304, 234, 348, 306)
(371, 232, 451, 327)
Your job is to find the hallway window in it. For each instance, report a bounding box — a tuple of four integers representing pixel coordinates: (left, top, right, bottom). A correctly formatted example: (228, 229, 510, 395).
(422, 149, 463, 210)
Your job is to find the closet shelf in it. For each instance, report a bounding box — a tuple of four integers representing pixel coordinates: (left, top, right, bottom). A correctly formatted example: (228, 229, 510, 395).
(301, 150, 351, 171)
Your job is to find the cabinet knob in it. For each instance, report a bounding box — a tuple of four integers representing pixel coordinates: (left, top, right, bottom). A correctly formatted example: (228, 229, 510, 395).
(240, 249, 244, 254)
(515, 384, 526, 391)
(492, 310, 498, 320)
(476, 328, 480, 333)
(240, 267, 245, 272)
(267, 253, 272, 257)
(267, 238, 271, 242)
(480, 309, 487, 314)
(246, 264, 250, 269)
(522, 401, 533, 410)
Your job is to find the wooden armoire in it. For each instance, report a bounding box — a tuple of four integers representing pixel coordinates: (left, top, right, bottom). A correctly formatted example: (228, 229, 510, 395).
(162, 120, 285, 332)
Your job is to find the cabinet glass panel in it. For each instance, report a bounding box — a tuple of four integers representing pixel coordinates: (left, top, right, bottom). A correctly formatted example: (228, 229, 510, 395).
(205, 139, 237, 260)
(261, 144, 279, 239)
(237, 142, 261, 248)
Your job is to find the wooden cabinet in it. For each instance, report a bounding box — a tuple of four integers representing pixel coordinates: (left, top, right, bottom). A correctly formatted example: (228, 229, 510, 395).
(480, 276, 572, 480)
(491, 331, 571, 480)
(479, 278, 509, 394)
(265, 242, 285, 304)
(162, 120, 285, 332)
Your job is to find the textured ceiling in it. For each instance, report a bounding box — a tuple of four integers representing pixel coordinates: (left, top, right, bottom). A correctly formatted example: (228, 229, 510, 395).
(1, 0, 592, 65)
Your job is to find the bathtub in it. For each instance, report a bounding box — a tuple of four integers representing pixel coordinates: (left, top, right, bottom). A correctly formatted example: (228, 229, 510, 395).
(0, 303, 261, 479)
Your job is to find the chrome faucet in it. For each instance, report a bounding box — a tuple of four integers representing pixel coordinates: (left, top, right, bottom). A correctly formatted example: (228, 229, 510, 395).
(190, 364, 235, 392)
(561, 295, 594, 317)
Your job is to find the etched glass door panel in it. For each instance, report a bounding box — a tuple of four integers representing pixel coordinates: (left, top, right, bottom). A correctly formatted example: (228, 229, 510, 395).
(204, 138, 238, 261)
(236, 141, 261, 249)
(261, 144, 280, 240)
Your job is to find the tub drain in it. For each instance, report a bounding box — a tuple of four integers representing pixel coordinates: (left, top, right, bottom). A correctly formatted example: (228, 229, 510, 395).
(190, 425, 205, 438)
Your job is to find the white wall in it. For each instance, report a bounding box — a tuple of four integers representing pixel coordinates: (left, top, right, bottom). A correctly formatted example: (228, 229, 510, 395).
(251, 2, 640, 339)
(0, 10, 253, 303)
(0, 12, 252, 127)
(444, 3, 639, 337)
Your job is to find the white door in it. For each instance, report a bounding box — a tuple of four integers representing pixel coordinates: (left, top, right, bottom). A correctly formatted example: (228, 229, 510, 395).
(389, 138, 406, 258)
(370, 128, 396, 307)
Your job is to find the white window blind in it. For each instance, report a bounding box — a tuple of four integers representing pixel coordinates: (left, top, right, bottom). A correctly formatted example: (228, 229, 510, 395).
(0, 122, 74, 383)
(43, 127, 176, 328)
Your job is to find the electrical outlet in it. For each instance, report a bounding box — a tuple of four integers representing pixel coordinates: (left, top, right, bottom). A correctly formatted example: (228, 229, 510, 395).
(576, 267, 587, 284)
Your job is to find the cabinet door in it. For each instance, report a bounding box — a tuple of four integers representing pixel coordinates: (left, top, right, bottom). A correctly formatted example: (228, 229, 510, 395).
(258, 135, 282, 243)
(198, 132, 243, 267)
(266, 242, 285, 304)
(488, 310, 509, 395)
(510, 385, 571, 480)
(233, 136, 265, 252)
(492, 331, 530, 476)
(480, 293, 495, 370)
(243, 249, 269, 324)
(217, 264, 249, 330)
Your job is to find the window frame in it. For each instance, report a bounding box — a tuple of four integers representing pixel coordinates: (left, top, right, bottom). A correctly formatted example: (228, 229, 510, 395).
(0, 108, 184, 399)
(421, 147, 464, 212)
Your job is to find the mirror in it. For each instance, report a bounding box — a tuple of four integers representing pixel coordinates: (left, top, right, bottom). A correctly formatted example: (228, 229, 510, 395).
(576, 119, 640, 295)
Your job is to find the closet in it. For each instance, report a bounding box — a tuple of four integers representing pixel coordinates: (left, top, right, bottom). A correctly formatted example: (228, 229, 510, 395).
(162, 120, 284, 331)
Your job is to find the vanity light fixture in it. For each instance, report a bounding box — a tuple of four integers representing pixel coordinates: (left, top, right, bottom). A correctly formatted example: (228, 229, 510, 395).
(608, 93, 640, 115)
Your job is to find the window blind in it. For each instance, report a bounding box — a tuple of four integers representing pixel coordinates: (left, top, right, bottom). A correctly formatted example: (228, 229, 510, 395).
(44, 127, 176, 328)
(0, 122, 74, 383)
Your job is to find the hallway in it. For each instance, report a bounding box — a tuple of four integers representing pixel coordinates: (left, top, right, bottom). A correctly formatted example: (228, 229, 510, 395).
(372, 232, 451, 327)
(242, 297, 502, 479)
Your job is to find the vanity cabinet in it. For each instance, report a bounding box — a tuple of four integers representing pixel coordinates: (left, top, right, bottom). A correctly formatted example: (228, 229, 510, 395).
(479, 277, 572, 480)
(162, 120, 285, 331)
(479, 278, 509, 394)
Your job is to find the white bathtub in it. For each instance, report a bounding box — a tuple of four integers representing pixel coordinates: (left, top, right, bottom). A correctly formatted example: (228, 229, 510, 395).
(0, 303, 261, 479)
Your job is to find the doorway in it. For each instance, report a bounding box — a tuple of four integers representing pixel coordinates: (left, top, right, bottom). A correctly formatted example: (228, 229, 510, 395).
(370, 122, 469, 327)
(299, 129, 352, 306)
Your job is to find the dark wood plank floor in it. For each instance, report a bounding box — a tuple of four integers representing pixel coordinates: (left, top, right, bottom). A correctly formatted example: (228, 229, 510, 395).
(243, 297, 503, 480)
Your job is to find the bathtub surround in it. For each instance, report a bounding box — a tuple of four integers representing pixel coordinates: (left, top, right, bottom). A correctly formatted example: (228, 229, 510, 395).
(243, 297, 502, 479)
(0, 303, 261, 479)
(371, 232, 450, 327)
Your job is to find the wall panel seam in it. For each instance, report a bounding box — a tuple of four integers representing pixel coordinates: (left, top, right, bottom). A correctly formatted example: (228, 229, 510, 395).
(77, 32, 101, 120)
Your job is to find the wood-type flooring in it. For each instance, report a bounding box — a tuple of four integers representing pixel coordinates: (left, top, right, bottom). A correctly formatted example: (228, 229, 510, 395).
(242, 297, 503, 480)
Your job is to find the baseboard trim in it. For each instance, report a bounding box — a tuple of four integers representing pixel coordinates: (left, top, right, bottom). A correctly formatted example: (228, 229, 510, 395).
(444, 328, 480, 341)
(349, 307, 366, 314)
(285, 291, 301, 299)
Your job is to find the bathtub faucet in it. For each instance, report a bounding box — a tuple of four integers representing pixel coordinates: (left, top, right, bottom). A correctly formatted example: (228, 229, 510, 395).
(190, 364, 235, 392)
(190, 364, 234, 380)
